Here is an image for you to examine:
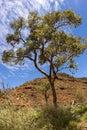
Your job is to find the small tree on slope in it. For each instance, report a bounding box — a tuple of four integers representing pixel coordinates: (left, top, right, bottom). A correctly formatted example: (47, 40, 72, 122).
(2, 10, 87, 107)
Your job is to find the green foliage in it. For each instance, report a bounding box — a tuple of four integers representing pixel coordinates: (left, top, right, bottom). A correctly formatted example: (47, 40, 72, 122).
(71, 105, 87, 125)
(0, 106, 40, 130)
(0, 105, 80, 130)
(37, 105, 79, 130)
(81, 112, 87, 121)
(36, 79, 50, 104)
(2, 10, 86, 71)
(36, 79, 50, 90)
(2, 50, 14, 63)
(63, 10, 82, 27)
(72, 105, 87, 116)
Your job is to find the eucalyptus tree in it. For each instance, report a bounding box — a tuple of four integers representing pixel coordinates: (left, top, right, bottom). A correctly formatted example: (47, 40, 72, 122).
(2, 10, 86, 107)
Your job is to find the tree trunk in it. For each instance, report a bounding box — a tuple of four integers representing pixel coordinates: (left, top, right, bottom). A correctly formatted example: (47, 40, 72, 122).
(44, 92, 48, 104)
(49, 80, 57, 108)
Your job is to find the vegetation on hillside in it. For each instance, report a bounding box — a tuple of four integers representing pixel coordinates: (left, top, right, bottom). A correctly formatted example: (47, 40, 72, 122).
(0, 73, 87, 129)
(0, 103, 87, 130)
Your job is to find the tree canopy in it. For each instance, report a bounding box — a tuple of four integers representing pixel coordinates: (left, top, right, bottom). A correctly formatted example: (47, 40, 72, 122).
(2, 10, 87, 107)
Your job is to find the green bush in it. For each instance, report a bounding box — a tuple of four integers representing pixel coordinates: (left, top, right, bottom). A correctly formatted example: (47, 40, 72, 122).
(0, 106, 40, 130)
(71, 105, 87, 115)
(0, 105, 80, 130)
(37, 105, 79, 130)
(81, 112, 87, 121)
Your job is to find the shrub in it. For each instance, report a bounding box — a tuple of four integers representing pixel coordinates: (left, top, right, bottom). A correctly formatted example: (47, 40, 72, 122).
(0, 106, 40, 130)
(71, 105, 87, 115)
(37, 105, 79, 130)
(80, 111, 87, 121)
(0, 105, 81, 130)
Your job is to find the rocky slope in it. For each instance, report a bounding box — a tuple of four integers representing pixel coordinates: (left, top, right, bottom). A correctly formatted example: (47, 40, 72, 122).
(0, 73, 87, 108)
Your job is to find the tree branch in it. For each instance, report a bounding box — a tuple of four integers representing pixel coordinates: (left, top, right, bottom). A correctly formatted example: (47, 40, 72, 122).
(39, 44, 51, 63)
(55, 21, 69, 29)
(34, 51, 49, 78)
(24, 55, 34, 61)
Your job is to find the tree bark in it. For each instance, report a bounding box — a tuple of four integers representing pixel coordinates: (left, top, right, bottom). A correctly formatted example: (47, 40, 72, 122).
(49, 79, 57, 108)
(44, 92, 48, 104)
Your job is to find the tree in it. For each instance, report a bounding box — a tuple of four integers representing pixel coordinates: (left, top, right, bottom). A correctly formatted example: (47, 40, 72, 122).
(2, 10, 86, 107)
(36, 79, 50, 104)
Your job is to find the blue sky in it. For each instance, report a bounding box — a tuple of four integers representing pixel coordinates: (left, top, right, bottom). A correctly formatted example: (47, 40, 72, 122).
(0, 0, 87, 88)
